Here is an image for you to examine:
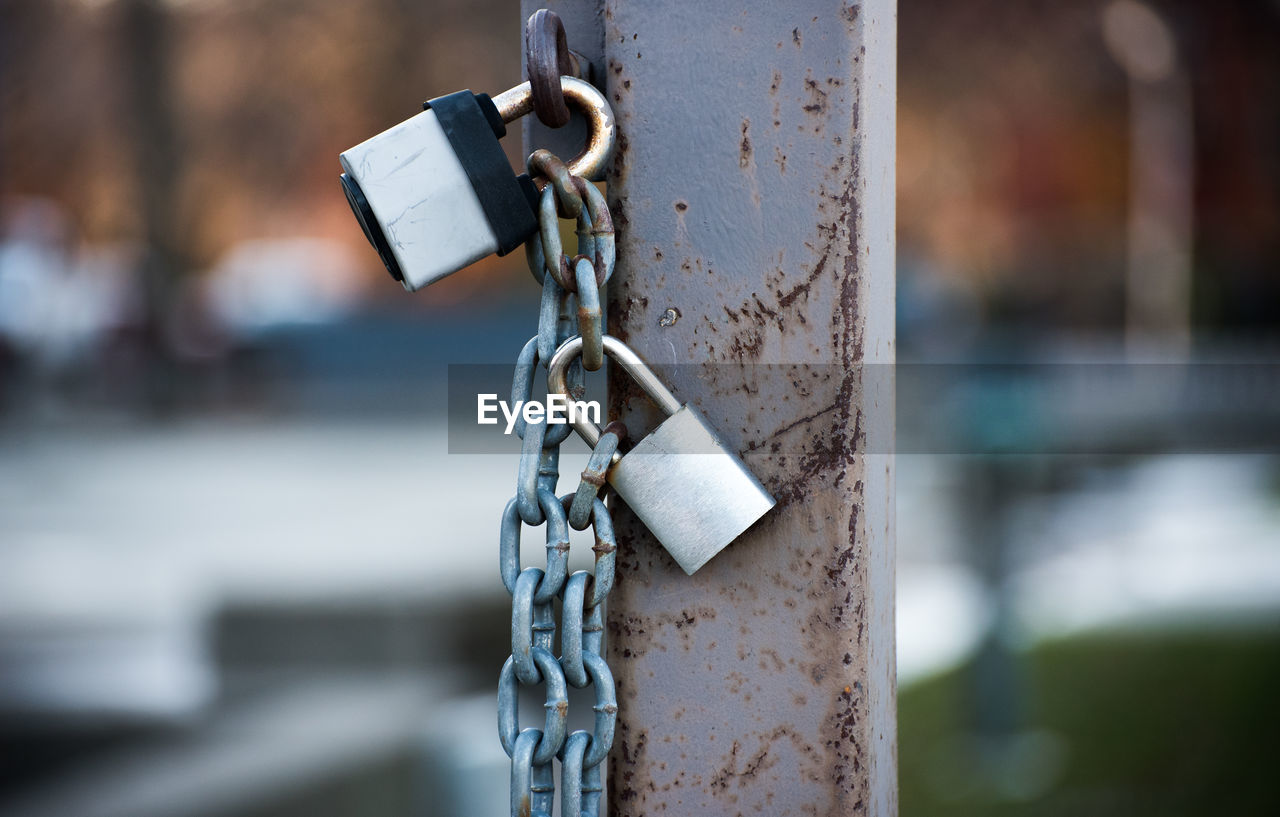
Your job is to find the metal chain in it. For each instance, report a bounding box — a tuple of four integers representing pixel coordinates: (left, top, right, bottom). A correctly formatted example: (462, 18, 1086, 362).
(499, 151, 617, 817)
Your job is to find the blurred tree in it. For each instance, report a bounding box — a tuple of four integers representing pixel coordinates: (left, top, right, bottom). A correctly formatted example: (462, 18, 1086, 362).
(0, 0, 524, 315)
(898, 0, 1280, 335)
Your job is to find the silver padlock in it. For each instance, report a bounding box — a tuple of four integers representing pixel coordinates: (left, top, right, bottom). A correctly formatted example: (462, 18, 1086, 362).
(547, 335, 776, 574)
(339, 76, 614, 292)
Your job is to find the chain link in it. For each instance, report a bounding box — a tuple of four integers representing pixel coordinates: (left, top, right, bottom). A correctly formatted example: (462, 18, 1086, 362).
(500, 150, 617, 817)
(524, 9, 582, 129)
(498, 644, 567, 764)
(510, 728, 555, 817)
(526, 149, 614, 376)
(512, 338, 574, 446)
(569, 424, 625, 531)
(574, 258, 604, 372)
(500, 492, 570, 604)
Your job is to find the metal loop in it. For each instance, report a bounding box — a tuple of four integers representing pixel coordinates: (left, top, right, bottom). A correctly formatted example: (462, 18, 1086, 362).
(532, 760, 555, 817)
(575, 190, 597, 273)
(513, 336, 543, 438)
(581, 583, 606, 658)
(492, 77, 615, 182)
(524, 268, 585, 405)
(537, 446, 561, 500)
(574, 257, 604, 372)
(510, 568, 551, 685)
(536, 262, 560, 352)
(499, 498, 523, 595)
(579, 181, 616, 287)
(580, 752, 604, 817)
(509, 729, 537, 803)
(550, 277, 587, 406)
(560, 730, 604, 817)
(580, 652, 617, 768)
(499, 492, 571, 602)
(517, 430, 564, 526)
(536, 185, 568, 287)
(559, 730, 589, 817)
(568, 426, 623, 530)
(524, 9, 579, 129)
(590, 525, 617, 607)
(525, 227, 548, 287)
(559, 571, 590, 688)
(562, 493, 617, 608)
(528, 153, 616, 288)
(537, 252, 568, 357)
(512, 337, 574, 447)
(498, 647, 569, 766)
(510, 728, 555, 817)
(533, 152, 587, 222)
(517, 412, 549, 525)
(536, 188, 577, 293)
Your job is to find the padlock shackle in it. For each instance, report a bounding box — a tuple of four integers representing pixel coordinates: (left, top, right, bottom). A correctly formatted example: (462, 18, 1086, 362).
(547, 335, 681, 448)
(491, 77, 615, 181)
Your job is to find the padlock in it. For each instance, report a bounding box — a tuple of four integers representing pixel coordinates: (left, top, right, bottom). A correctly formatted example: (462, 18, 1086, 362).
(547, 335, 776, 574)
(339, 76, 615, 292)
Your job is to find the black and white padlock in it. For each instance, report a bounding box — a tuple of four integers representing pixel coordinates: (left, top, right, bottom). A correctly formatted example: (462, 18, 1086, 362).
(548, 335, 777, 575)
(339, 77, 614, 292)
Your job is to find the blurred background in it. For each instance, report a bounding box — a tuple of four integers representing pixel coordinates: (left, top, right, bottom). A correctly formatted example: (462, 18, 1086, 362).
(0, 0, 1276, 815)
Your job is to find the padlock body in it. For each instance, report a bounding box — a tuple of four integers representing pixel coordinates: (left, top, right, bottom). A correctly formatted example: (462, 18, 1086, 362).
(339, 92, 537, 292)
(608, 405, 775, 574)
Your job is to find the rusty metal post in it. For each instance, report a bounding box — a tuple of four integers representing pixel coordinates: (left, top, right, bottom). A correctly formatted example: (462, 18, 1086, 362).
(522, 2, 897, 814)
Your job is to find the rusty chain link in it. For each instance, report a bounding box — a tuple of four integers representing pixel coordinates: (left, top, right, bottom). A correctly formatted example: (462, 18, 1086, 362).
(528, 150, 616, 291)
(524, 150, 614, 379)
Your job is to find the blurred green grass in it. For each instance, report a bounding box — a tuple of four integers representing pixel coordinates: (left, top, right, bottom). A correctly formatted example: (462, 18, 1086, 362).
(900, 629, 1280, 815)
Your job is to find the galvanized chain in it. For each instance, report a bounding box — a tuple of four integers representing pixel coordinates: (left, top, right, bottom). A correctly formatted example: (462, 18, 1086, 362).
(499, 149, 618, 817)
(569, 421, 626, 530)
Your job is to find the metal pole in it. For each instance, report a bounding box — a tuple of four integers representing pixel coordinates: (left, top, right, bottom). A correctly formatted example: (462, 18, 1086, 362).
(524, 2, 897, 813)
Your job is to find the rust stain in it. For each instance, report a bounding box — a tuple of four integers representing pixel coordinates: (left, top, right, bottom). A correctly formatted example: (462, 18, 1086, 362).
(603, 3, 880, 813)
(803, 72, 830, 115)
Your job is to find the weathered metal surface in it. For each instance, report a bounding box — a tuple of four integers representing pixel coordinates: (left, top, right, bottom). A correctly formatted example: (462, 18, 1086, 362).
(521, 1, 897, 812)
(557, 1, 899, 814)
